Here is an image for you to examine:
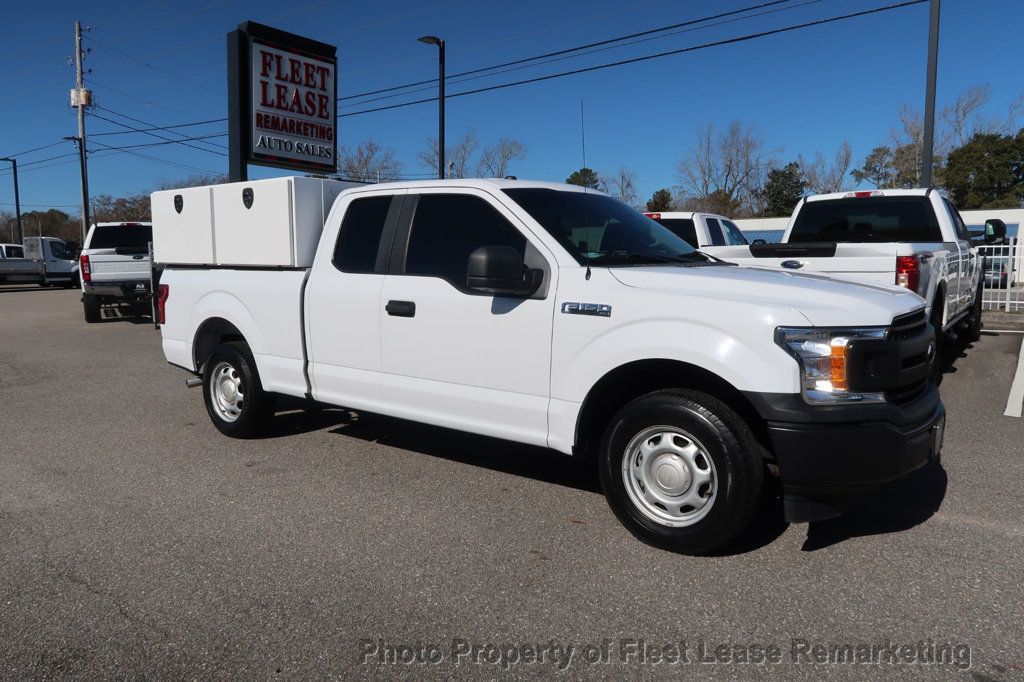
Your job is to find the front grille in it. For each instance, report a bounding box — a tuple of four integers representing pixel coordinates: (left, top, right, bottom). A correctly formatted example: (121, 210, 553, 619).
(888, 309, 927, 341)
(886, 378, 928, 406)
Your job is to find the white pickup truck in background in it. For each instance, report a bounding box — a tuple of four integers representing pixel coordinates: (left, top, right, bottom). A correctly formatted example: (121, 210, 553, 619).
(0, 237, 79, 287)
(716, 190, 996, 367)
(152, 177, 943, 554)
(79, 221, 154, 322)
(644, 211, 750, 257)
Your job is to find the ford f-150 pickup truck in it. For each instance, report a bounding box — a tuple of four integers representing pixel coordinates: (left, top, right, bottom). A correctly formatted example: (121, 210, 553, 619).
(716, 190, 997, 369)
(153, 177, 944, 554)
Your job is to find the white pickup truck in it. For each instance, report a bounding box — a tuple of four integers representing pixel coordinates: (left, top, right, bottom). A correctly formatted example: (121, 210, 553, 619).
(717, 190, 995, 366)
(643, 211, 750, 256)
(154, 177, 944, 554)
(80, 221, 154, 322)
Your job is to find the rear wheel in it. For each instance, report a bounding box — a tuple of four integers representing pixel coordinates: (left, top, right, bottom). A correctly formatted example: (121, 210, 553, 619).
(83, 294, 101, 323)
(598, 389, 764, 555)
(202, 341, 272, 438)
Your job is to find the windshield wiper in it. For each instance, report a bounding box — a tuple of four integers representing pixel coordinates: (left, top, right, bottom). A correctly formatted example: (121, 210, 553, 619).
(589, 252, 714, 266)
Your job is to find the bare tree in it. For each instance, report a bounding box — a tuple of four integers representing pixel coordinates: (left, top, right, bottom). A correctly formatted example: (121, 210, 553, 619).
(338, 139, 403, 182)
(942, 84, 1024, 147)
(800, 141, 853, 194)
(419, 129, 478, 178)
(676, 121, 770, 216)
(600, 167, 639, 207)
(476, 138, 526, 177)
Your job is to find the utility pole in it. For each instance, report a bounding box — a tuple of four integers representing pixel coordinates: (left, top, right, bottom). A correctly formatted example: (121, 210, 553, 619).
(72, 20, 92, 243)
(920, 0, 940, 187)
(0, 157, 22, 243)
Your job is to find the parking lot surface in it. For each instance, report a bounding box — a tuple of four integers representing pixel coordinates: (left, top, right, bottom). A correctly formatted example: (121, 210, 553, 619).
(2, 285, 1023, 679)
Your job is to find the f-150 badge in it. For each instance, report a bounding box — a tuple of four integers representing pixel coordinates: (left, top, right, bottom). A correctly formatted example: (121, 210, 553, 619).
(562, 302, 612, 317)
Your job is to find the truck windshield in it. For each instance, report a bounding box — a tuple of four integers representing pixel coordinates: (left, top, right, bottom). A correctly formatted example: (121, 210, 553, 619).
(504, 188, 706, 266)
(790, 197, 942, 243)
(89, 224, 153, 250)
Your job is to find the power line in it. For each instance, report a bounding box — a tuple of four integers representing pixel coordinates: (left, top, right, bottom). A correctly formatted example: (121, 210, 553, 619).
(89, 108, 228, 154)
(88, 132, 228, 153)
(340, 0, 928, 119)
(341, 0, 825, 110)
(87, 79, 225, 120)
(89, 139, 223, 175)
(0, 140, 68, 159)
(89, 117, 227, 136)
(85, 35, 225, 97)
(339, 0, 795, 104)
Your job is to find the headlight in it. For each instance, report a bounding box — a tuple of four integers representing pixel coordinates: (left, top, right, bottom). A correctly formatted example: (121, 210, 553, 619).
(775, 327, 887, 404)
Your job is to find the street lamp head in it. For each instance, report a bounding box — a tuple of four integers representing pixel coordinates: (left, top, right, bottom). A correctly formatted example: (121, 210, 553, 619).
(417, 35, 442, 46)
(0, 157, 11, 162)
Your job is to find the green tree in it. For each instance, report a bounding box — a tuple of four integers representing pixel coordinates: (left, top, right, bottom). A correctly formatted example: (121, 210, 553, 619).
(758, 162, 806, 217)
(852, 146, 896, 188)
(645, 188, 674, 212)
(944, 131, 1024, 209)
(565, 167, 601, 189)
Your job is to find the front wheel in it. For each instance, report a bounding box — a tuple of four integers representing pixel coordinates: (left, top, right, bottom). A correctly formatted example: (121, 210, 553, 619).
(202, 342, 272, 438)
(598, 390, 764, 555)
(966, 286, 983, 342)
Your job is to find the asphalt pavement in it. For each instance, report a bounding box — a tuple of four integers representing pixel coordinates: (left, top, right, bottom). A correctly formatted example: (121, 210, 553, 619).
(1, 285, 1023, 679)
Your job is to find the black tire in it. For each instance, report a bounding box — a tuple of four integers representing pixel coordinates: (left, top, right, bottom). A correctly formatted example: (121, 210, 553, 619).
(966, 286, 983, 342)
(83, 294, 101, 323)
(598, 389, 764, 555)
(202, 341, 272, 438)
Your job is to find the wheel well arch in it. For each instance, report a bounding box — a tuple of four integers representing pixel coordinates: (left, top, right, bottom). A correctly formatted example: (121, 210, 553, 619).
(931, 282, 947, 328)
(193, 317, 246, 372)
(573, 359, 770, 459)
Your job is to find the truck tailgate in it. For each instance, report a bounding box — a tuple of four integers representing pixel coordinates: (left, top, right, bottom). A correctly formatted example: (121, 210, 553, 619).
(720, 242, 899, 286)
(88, 250, 151, 282)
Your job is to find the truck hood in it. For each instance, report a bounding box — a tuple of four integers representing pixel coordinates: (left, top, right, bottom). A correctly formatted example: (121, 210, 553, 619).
(609, 264, 923, 327)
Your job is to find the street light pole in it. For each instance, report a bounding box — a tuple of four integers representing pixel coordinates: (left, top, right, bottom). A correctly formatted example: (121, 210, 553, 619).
(920, 0, 941, 187)
(418, 35, 445, 180)
(0, 157, 23, 244)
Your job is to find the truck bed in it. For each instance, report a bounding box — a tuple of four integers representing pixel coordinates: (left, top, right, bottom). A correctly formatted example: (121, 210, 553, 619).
(160, 268, 311, 398)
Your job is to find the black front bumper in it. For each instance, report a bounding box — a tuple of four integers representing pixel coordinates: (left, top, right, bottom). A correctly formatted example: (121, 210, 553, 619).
(745, 385, 944, 522)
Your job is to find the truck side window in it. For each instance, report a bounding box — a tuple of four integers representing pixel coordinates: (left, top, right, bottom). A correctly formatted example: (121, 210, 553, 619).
(6, 246, 24, 259)
(48, 241, 67, 259)
(404, 194, 526, 290)
(333, 195, 393, 273)
(942, 199, 972, 242)
(705, 218, 726, 246)
(720, 219, 749, 246)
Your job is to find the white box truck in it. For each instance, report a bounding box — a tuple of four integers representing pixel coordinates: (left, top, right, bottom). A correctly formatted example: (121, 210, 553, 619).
(152, 177, 944, 554)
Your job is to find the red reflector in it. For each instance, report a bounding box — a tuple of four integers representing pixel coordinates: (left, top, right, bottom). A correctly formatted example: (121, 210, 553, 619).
(645, 213, 661, 220)
(895, 255, 920, 292)
(156, 284, 169, 325)
(80, 254, 91, 283)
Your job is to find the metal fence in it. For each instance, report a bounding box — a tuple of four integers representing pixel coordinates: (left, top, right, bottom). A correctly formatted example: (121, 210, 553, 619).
(979, 238, 1023, 312)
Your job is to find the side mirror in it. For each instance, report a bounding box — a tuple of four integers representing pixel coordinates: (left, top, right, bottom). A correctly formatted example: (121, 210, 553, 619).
(467, 245, 542, 297)
(985, 219, 1007, 245)
(751, 238, 766, 245)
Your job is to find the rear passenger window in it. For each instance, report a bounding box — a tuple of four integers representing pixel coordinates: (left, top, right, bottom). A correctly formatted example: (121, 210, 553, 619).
(405, 194, 526, 290)
(333, 195, 392, 273)
(705, 218, 726, 246)
(656, 219, 698, 248)
(943, 199, 972, 242)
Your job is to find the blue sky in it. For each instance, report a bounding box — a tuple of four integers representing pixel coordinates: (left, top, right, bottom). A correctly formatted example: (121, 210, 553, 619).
(1, 0, 1022, 214)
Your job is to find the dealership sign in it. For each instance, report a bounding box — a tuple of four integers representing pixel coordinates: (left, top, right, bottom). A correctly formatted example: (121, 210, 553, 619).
(228, 22, 337, 180)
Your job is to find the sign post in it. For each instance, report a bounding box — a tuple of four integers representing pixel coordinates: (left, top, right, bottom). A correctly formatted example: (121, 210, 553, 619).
(227, 22, 338, 182)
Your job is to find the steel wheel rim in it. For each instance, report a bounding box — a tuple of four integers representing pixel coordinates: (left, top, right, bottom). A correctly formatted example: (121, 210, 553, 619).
(621, 426, 718, 527)
(209, 361, 244, 422)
